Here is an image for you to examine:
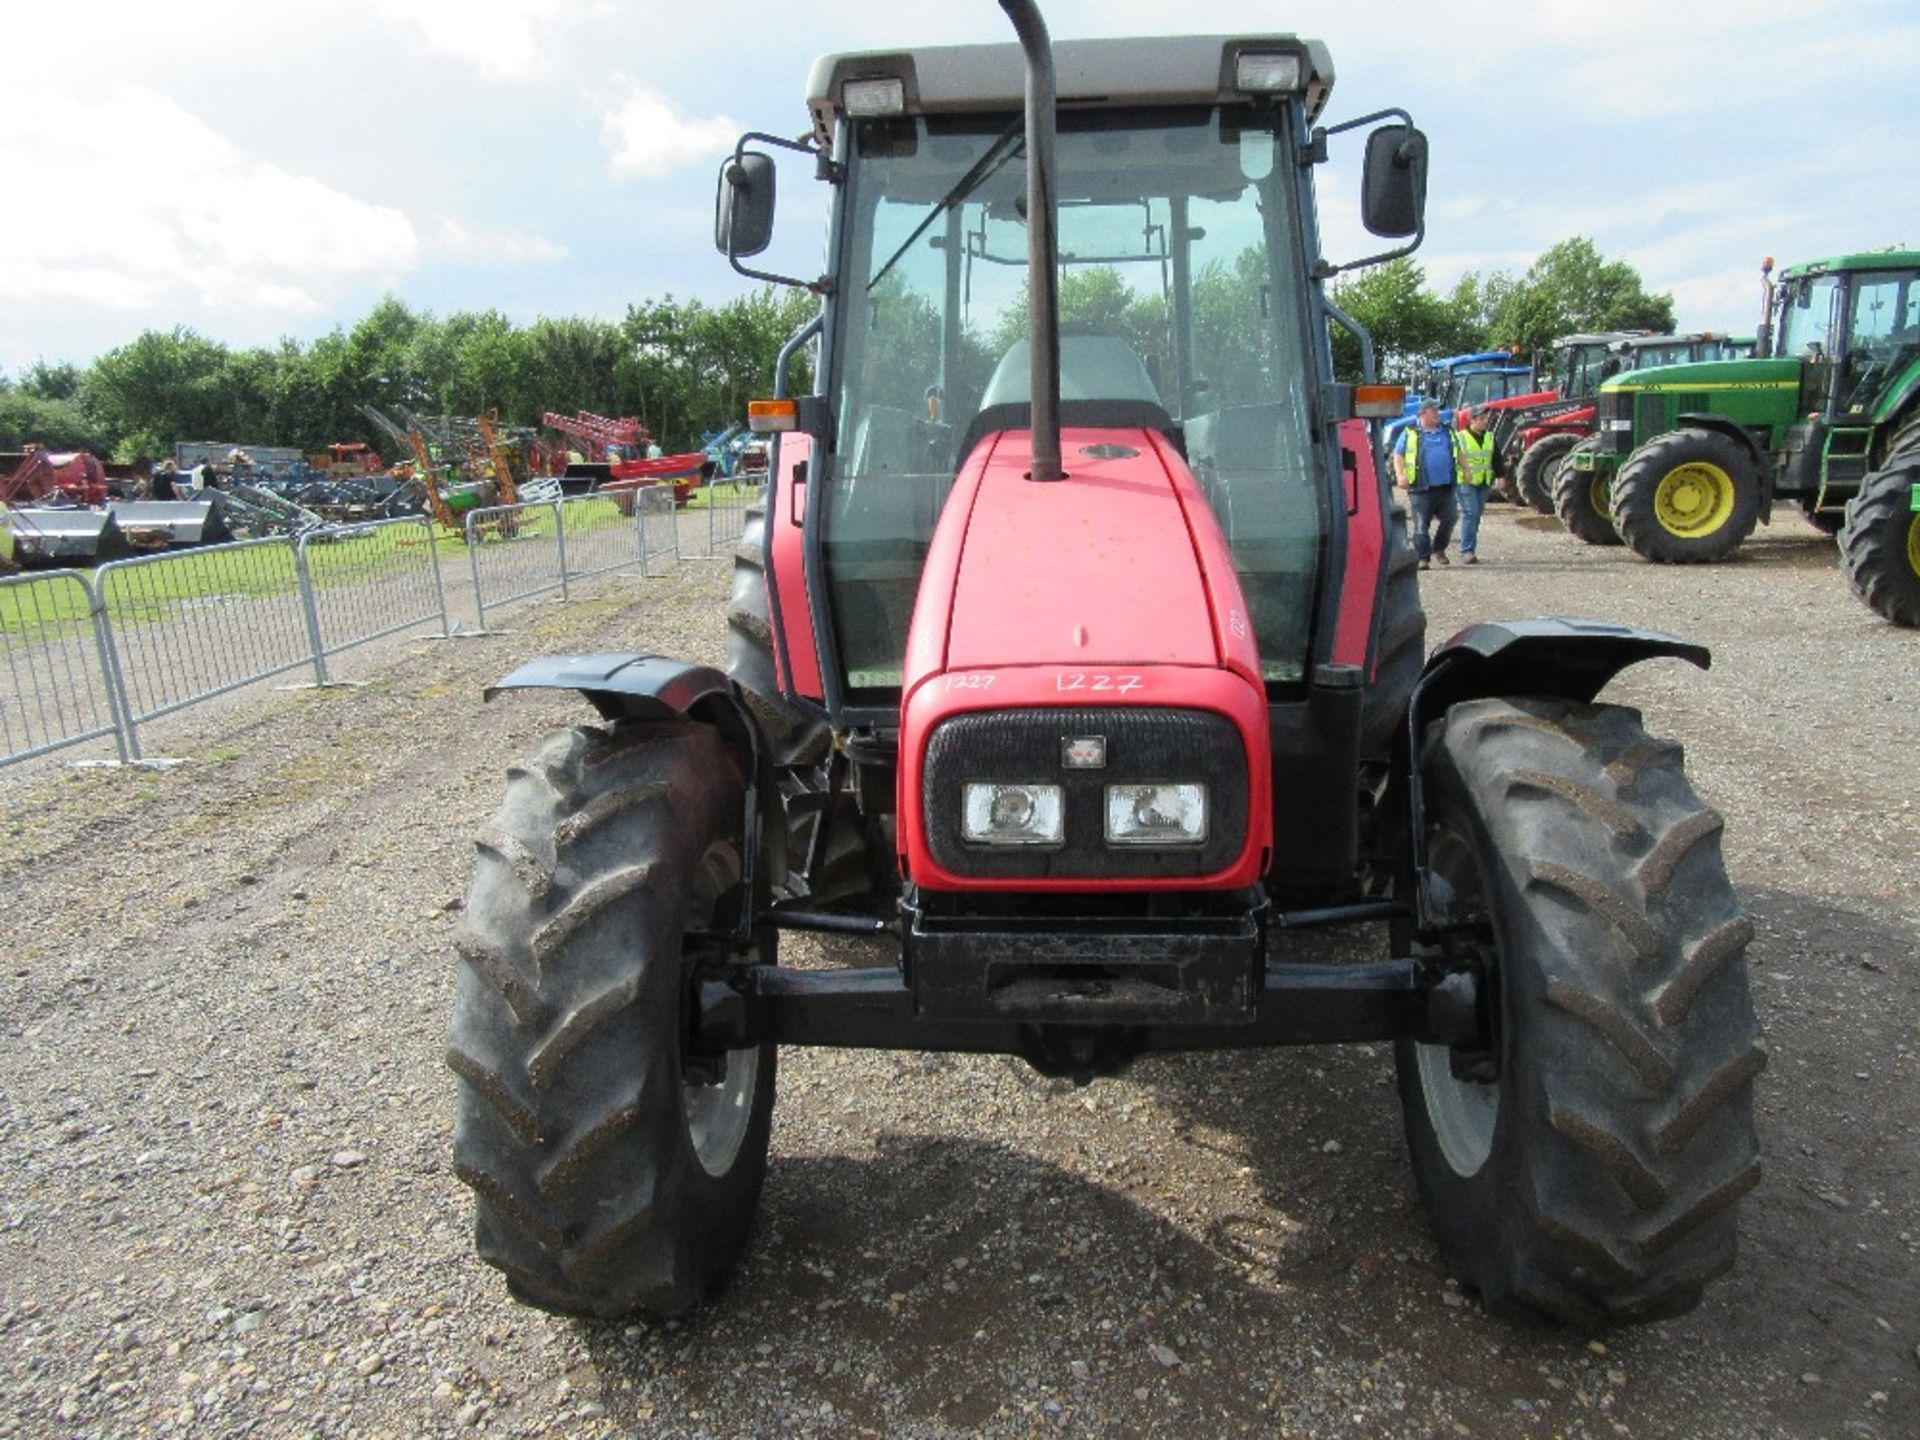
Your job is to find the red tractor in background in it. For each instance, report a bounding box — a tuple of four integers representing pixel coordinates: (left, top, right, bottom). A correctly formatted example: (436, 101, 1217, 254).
(0, 447, 110, 508)
(448, 1, 1761, 1331)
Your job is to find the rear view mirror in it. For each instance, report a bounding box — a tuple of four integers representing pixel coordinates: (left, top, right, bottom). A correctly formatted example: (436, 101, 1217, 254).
(716, 151, 776, 258)
(1361, 124, 1427, 239)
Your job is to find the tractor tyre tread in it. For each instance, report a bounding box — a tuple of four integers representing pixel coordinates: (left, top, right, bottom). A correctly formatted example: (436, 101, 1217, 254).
(1839, 449, 1920, 626)
(449, 723, 774, 1320)
(1552, 438, 1623, 546)
(727, 503, 830, 767)
(1396, 697, 1763, 1328)
(1611, 430, 1761, 564)
(1361, 500, 1427, 761)
(1516, 433, 1579, 515)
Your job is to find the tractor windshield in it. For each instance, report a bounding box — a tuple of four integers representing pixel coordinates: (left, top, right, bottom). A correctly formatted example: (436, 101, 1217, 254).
(1778, 274, 1841, 361)
(1631, 341, 1694, 368)
(1558, 344, 1618, 400)
(825, 106, 1319, 693)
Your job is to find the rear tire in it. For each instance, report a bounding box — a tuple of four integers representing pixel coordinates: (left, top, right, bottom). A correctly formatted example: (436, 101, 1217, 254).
(1396, 697, 1763, 1327)
(449, 723, 775, 1319)
(1552, 438, 1622, 546)
(1612, 430, 1761, 564)
(1361, 500, 1427, 762)
(1515, 433, 1577, 515)
(727, 502, 829, 767)
(1839, 450, 1920, 626)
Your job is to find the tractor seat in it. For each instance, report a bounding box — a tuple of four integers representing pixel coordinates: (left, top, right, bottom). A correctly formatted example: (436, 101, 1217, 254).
(958, 327, 1179, 469)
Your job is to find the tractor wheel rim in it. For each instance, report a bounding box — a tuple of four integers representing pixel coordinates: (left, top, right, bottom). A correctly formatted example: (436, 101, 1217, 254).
(683, 841, 760, 1179)
(1416, 1041, 1498, 1176)
(1415, 826, 1499, 1177)
(1590, 473, 1609, 520)
(1907, 513, 1920, 579)
(1653, 460, 1735, 537)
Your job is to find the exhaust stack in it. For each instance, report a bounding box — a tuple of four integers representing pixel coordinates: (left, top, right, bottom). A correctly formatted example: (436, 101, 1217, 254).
(998, 0, 1063, 481)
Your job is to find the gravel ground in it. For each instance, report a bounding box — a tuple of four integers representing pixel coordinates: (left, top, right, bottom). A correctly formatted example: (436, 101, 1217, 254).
(1, 503, 1914, 1439)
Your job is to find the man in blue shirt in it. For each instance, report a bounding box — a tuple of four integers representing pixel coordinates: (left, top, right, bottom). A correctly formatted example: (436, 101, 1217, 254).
(1392, 402, 1459, 570)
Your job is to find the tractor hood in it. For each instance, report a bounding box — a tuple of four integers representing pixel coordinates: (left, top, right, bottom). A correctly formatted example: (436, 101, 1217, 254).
(904, 425, 1256, 685)
(1601, 357, 1800, 393)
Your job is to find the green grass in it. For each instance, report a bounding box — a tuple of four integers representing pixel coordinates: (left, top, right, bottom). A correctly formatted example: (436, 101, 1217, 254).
(682, 482, 759, 511)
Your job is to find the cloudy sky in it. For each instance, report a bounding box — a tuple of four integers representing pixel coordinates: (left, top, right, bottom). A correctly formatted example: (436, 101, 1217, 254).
(2, 0, 1914, 374)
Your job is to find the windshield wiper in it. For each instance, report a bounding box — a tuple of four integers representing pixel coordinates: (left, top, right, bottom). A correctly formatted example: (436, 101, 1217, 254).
(866, 121, 1024, 295)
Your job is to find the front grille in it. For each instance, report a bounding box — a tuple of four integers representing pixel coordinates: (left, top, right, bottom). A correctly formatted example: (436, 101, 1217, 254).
(1635, 390, 1668, 437)
(922, 707, 1248, 880)
(1593, 390, 1632, 454)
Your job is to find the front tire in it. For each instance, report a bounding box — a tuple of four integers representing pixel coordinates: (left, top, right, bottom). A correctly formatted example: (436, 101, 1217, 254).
(1612, 430, 1761, 563)
(1515, 432, 1578, 515)
(449, 723, 775, 1319)
(1839, 451, 1920, 626)
(1396, 698, 1764, 1326)
(1551, 437, 1622, 546)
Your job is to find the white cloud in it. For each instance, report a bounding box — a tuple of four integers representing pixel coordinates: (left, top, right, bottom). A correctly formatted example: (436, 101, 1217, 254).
(0, 87, 416, 319)
(431, 218, 569, 263)
(598, 80, 740, 180)
(371, 0, 567, 80)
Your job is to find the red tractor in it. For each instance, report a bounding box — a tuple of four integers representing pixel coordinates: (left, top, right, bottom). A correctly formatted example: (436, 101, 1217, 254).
(449, 2, 1761, 1329)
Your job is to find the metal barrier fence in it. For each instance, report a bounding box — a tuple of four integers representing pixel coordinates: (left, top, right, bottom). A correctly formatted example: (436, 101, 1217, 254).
(699, 479, 752, 557)
(559, 492, 641, 584)
(466, 490, 684, 626)
(294, 516, 451, 683)
(0, 569, 128, 766)
(2, 481, 756, 771)
(96, 537, 318, 755)
(635, 486, 680, 576)
(465, 499, 565, 630)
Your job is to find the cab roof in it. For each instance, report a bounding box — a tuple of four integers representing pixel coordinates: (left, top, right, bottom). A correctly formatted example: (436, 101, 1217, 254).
(1778, 250, 1920, 280)
(806, 34, 1335, 145)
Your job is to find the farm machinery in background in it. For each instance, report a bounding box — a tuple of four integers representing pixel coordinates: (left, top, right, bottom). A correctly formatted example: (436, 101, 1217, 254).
(355, 406, 560, 532)
(447, 0, 1763, 1332)
(1479, 331, 1752, 515)
(1382, 351, 1537, 449)
(1560, 250, 1920, 625)
(542, 409, 715, 509)
(1, 446, 238, 565)
(699, 423, 771, 480)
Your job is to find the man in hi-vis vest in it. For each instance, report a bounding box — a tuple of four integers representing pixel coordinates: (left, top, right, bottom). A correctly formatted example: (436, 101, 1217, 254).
(1453, 407, 1503, 564)
(1392, 401, 1459, 570)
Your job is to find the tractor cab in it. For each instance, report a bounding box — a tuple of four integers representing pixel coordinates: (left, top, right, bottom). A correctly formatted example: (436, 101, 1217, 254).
(1772, 255, 1920, 420)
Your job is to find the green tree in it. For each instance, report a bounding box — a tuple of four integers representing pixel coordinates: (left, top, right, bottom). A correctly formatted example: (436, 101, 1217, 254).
(1327, 257, 1481, 382)
(1490, 238, 1675, 354)
(0, 381, 109, 453)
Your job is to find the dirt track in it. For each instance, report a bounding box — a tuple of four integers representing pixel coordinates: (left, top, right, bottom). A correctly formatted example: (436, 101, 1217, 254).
(0, 505, 1914, 1438)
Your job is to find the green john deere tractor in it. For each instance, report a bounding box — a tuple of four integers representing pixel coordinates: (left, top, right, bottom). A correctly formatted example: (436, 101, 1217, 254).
(1562, 251, 1920, 623)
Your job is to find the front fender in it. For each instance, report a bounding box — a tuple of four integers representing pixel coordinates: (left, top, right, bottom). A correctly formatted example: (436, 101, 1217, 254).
(1395, 618, 1710, 937)
(485, 652, 782, 925)
(1408, 618, 1709, 742)
(487, 652, 740, 725)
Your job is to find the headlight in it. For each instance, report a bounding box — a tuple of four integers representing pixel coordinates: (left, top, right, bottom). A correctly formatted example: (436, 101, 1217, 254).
(1235, 52, 1303, 94)
(1105, 783, 1208, 846)
(842, 77, 907, 117)
(962, 783, 1064, 846)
